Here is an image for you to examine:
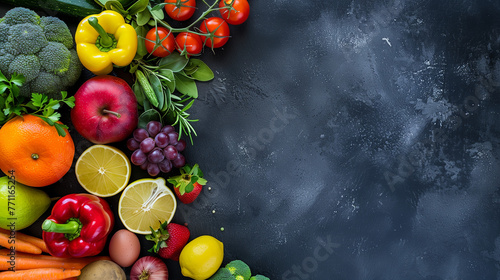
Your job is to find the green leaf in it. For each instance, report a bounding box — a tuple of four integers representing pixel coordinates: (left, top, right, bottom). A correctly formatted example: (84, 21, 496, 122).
(47, 112, 61, 123)
(158, 69, 175, 93)
(0, 71, 7, 83)
(158, 52, 189, 72)
(37, 115, 54, 126)
(149, 4, 165, 20)
(138, 109, 162, 129)
(136, 8, 151, 26)
(31, 93, 47, 108)
(10, 74, 25, 87)
(132, 81, 145, 106)
(162, 86, 170, 112)
(126, 0, 149, 15)
(149, 73, 164, 110)
(47, 99, 61, 110)
(105, 0, 127, 14)
(134, 26, 148, 58)
(0, 84, 9, 95)
(63, 96, 75, 108)
(54, 123, 68, 137)
(175, 73, 198, 98)
(187, 59, 214, 82)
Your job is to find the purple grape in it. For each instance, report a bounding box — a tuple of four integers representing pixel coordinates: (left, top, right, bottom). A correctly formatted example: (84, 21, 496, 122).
(148, 148, 165, 164)
(131, 149, 147, 165)
(163, 145, 178, 161)
(158, 159, 172, 173)
(140, 161, 149, 170)
(127, 138, 140, 151)
(147, 163, 160, 177)
(133, 128, 149, 142)
(154, 132, 169, 148)
(175, 139, 186, 152)
(160, 125, 175, 135)
(140, 137, 155, 153)
(167, 132, 179, 145)
(172, 153, 185, 168)
(146, 121, 162, 138)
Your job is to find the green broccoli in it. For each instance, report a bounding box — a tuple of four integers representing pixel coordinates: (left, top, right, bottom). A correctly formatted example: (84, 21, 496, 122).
(249, 275, 270, 280)
(208, 267, 237, 280)
(39, 42, 71, 74)
(40, 16, 74, 49)
(226, 260, 252, 280)
(0, 7, 81, 98)
(9, 54, 40, 82)
(0, 7, 39, 25)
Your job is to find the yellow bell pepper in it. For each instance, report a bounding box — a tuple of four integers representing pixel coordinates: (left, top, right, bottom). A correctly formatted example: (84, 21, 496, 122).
(75, 10, 137, 75)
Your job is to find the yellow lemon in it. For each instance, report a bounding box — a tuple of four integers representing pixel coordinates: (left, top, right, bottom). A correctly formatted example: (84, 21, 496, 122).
(179, 235, 224, 280)
(75, 145, 131, 197)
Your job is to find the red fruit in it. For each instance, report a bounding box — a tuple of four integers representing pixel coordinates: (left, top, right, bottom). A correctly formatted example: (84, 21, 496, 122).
(174, 182, 202, 204)
(167, 164, 207, 204)
(146, 222, 190, 261)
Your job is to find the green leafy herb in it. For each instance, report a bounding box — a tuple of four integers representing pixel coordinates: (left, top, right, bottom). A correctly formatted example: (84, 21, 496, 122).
(0, 71, 75, 137)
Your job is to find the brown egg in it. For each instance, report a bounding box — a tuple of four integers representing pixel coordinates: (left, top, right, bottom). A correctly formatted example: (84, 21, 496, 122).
(108, 229, 141, 267)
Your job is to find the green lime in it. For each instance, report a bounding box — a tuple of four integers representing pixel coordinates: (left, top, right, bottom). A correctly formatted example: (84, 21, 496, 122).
(0, 176, 51, 230)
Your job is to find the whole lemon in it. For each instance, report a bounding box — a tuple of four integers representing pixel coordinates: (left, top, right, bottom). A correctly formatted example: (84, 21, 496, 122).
(179, 235, 224, 280)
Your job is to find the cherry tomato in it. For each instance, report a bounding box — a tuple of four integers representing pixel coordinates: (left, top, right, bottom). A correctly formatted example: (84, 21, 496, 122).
(164, 0, 196, 21)
(175, 32, 203, 56)
(199, 17, 230, 48)
(145, 27, 176, 57)
(219, 0, 250, 25)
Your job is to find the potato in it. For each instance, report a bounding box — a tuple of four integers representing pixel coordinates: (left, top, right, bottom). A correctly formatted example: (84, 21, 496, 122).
(79, 260, 127, 280)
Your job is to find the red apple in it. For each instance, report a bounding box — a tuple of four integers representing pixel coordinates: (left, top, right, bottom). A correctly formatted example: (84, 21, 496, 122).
(71, 75, 139, 144)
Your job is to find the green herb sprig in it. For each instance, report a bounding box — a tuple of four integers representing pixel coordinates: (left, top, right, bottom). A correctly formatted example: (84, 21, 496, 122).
(0, 71, 75, 137)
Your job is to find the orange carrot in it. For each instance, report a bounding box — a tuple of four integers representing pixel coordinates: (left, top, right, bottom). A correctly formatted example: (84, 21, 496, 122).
(0, 232, 41, 255)
(0, 229, 48, 253)
(0, 268, 80, 280)
(0, 250, 110, 270)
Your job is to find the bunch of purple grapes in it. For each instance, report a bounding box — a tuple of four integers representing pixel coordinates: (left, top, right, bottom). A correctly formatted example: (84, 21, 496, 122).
(127, 121, 187, 176)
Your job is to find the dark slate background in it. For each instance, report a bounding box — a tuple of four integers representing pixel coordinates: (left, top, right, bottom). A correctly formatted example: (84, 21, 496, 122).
(2, 0, 500, 279)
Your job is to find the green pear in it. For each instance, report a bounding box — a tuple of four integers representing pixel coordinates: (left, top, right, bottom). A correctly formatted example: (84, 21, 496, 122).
(0, 176, 51, 230)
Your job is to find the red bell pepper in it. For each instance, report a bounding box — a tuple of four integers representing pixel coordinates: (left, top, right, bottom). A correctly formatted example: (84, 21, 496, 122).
(41, 193, 114, 258)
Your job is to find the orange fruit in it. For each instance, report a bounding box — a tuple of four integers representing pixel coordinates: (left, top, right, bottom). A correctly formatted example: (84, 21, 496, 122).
(0, 114, 75, 187)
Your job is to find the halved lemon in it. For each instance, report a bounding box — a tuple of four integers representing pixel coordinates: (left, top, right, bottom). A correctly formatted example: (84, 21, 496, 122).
(75, 145, 131, 197)
(118, 178, 177, 234)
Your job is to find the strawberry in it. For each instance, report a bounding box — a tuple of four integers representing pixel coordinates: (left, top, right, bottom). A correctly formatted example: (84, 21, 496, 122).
(174, 182, 203, 204)
(146, 221, 190, 261)
(168, 163, 207, 204)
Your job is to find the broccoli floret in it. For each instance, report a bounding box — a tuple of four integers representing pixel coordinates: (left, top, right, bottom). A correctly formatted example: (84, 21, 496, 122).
(0, 23, 9, 43)
(1, 7, 40, 25)
(31, 72, 62, 97)
(0, 50, 14, 76)
(8, 54, 40, 82)
(7, 23, 48, 55)
(59, 49, 83, 86)
(208, 268, 237, 280)
(40, 17, 73, 49)
(226, 260, 252, 280)
(0, 7, 82, 97)
(249, 275, 270, 280)
(39, 42, 71, 75)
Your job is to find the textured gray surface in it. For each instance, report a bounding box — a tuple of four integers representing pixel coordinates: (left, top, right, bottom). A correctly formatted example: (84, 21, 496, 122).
(2, 0, 500, 279)
(184, 1, 500, 279)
